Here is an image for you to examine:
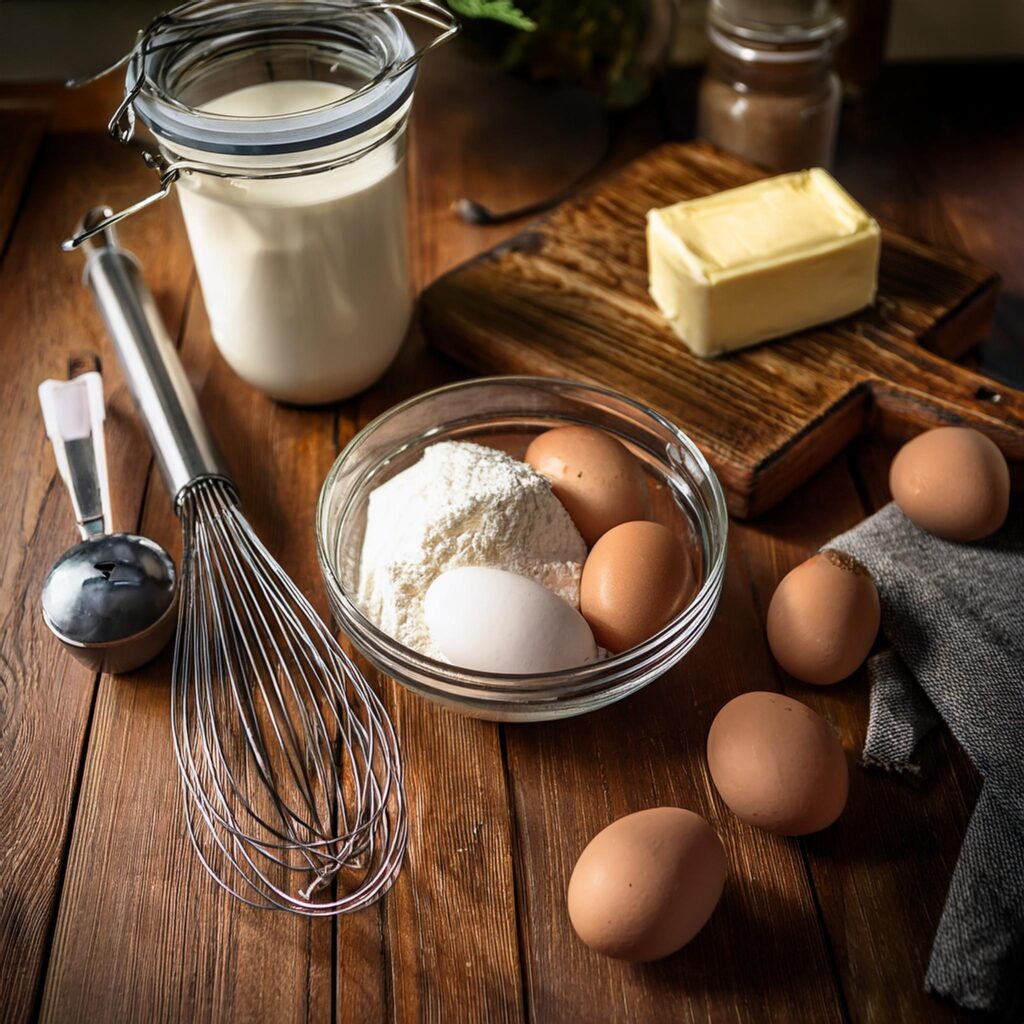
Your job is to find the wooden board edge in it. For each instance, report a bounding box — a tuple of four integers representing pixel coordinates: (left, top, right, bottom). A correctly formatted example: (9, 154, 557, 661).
(417, 139, 693, 294)
(742, 385, 873, 518)
(422, 297, 883, 521)
(920, 271, 1001, 360)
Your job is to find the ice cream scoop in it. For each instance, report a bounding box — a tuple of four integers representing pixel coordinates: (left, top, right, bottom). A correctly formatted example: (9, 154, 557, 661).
(39, 372, 177, 674)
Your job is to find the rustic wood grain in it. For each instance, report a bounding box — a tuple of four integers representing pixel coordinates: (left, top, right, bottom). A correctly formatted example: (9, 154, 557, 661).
(0, 76, 125, 134)
(406, 46, 614, 291)
(39, 257, 334, 1024)
(808, 89, 1022, 1019)
(0, 111, 44, 256)
(0, 131, 193, 1024)
(503, 517, 848, 1022)
(2, 55, 1018, 1024)
(838, 62, 1024, 397)
(337, 365, 528, 1024)
(420, 140, 1019, 519)
(738, 453, 978, 1024)
(328, 359, 529, 1023)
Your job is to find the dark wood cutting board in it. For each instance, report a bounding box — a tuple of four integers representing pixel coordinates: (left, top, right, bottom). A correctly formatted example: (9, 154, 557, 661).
(421, 141, 1022, 518)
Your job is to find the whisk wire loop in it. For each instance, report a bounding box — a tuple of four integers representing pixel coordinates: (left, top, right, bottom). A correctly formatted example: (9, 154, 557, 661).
(77, 213, 406, 915)
(170, 479, 406, 914)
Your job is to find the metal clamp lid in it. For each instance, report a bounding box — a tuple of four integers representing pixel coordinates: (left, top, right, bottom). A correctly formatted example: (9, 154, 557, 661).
(62, 0, 458, 251)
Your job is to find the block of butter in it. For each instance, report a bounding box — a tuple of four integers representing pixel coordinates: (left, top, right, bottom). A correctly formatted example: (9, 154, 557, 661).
(646, 169, 881, 358)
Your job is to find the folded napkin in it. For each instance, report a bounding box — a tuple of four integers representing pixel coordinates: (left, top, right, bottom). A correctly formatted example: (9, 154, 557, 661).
(828, 502, 1024, 1017)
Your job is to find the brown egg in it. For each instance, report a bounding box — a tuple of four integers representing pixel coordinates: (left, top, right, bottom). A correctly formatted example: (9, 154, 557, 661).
(767, 550, 880, 685)
(889, 426, 1010, 542)
(525, 426, 648, 546)
(707, 691, 848, 835)
(567, 807, 726, 961)
(580, 521, 695, 653)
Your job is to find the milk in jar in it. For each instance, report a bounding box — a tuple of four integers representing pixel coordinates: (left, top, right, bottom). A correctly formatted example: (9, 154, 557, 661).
(176, 80, 411, 404)
(102, 2, 438, 406)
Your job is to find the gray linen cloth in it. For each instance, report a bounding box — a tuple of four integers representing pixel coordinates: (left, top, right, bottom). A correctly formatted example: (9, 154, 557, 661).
(829, 502, 1024, 1017)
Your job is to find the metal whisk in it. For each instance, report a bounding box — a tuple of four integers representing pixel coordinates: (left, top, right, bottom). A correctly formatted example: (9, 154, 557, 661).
(77, 209, 407, 914)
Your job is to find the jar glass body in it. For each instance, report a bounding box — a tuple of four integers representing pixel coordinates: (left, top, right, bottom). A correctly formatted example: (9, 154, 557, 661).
(698, 32, 841, 173)
(140, 18, 416, 405)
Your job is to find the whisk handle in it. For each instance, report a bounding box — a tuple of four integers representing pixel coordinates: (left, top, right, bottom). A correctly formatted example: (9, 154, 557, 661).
(77, 206, 232, 509)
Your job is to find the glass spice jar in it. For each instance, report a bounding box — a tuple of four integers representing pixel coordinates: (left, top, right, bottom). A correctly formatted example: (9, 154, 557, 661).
(698, 0, 845, 173)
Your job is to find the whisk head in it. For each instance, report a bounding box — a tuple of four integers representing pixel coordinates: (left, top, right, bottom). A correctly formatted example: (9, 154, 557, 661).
(171, 478, 406, 915)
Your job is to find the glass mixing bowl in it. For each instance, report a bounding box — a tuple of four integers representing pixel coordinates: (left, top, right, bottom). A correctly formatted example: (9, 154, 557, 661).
(316, 377, 728, 721)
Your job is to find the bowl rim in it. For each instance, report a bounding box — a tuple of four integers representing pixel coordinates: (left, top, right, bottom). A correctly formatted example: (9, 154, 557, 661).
(315, 374, 729, 695)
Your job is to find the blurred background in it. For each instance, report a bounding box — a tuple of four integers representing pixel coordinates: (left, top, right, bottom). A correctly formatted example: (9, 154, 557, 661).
(1, 0, 1022, 84)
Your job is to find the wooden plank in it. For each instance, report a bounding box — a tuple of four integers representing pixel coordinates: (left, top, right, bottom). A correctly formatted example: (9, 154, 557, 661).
(406, 46, 614, 291)
(503, 505, 849, 1021)
(38, 276, 333, 1023)
(329, 354, 527, 1024)
(0, 76, 126, 134)
(0, 111, 45, 258)
(343, 50, 683, 1024)
(334, 47, 617, 1020)
(0, 133, 192, 1024)
(837, 63, 1024, 394)
(740, 454, 978, 1023)
(792, 92, 1021, 1021)
(420, 141, 1019, 519)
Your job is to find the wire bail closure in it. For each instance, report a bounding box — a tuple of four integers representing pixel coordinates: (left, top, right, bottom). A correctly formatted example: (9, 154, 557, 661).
(62, 0, 458, 251)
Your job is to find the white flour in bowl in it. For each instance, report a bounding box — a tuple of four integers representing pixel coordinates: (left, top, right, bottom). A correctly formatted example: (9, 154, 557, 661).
(357, 441, 587, 656)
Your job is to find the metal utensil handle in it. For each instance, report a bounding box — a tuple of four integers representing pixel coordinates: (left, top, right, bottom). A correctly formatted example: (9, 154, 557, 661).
(38, 371, 112, 539)
(77, 207, 232, 509)
(62, 164, 178, 252)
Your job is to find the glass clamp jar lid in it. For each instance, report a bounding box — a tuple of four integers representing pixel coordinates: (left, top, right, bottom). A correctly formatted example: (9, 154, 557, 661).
(61, 0, 459, 250)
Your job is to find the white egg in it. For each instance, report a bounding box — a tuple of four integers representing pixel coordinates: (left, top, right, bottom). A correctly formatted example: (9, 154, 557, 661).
(423, 566, 598, 674)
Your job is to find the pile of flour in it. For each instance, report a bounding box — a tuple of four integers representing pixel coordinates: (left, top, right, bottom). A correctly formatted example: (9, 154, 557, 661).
(357, 441, 587, 656)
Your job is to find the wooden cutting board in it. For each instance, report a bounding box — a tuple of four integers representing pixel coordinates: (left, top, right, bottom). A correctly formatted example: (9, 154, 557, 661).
(421, 141, 1023, 518)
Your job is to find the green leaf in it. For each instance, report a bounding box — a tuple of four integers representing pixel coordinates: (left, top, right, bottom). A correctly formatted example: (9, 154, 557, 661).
(447, 0, 537, 31)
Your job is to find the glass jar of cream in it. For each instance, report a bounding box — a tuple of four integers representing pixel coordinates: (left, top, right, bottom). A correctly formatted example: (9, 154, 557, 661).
(67, 1, 457, 405)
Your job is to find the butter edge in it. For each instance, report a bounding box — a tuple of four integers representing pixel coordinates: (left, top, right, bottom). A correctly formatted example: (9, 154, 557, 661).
(646, 208, 711, 283)
(648, 169, 882, 284)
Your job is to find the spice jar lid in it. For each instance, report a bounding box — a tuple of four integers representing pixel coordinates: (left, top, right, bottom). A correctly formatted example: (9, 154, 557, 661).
(709, 0, 845, 45)
(131, 5, 418, 156)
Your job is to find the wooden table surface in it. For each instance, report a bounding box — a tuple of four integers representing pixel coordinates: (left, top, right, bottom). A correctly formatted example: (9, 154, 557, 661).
(2, 51, 1020, 1024)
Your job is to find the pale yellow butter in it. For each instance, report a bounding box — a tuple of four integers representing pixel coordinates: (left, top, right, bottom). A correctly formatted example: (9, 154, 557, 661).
(646, 169, 881, 357)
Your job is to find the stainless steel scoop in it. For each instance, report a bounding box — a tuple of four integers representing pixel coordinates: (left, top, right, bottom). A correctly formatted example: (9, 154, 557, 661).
(39, 371, 177, 673)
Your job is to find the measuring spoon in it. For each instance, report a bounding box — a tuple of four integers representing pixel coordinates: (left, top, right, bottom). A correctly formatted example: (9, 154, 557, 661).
(39, 372, 177, 674)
